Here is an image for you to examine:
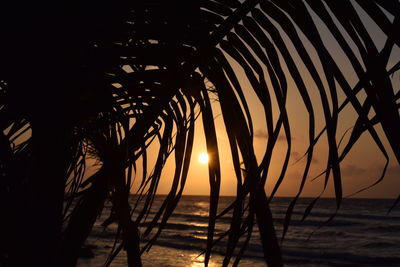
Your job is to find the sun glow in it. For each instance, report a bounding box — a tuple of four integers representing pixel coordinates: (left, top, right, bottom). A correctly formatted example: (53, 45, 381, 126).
(198, 152, 209, 164)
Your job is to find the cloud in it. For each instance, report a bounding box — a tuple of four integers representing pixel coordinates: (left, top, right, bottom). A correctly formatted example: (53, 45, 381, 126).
(341, 164, 367, 176)
(254, 129, 294, 141)
(255, 129, 268, 139)
(278, 134, 288, 141)
(384, 165, 400, 176)
(291, 151, 300, 159)
(337, 164, 398, 179)
(290, 151, 319, 164)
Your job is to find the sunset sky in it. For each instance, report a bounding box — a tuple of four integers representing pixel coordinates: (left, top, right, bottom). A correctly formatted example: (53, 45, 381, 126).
(148, 82, 400, 199)
(128, 63, 399, 199)
(125, 3, 400, 199)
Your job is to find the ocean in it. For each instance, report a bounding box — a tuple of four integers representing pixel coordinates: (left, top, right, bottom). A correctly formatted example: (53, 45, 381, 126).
(76, 196, 400, 266)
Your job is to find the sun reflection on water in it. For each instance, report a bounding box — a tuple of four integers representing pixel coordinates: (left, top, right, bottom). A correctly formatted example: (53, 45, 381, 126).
(189, 254, 217, 267)
(186, 222, 208, 228)
(192, 201, 209, 217)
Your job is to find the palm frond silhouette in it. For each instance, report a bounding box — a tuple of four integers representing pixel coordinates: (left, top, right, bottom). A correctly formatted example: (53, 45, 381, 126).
(1, 2, 399, 266)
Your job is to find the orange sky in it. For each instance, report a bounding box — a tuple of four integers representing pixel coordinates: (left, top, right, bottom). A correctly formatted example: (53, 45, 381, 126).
(145, 83, 399, 199)
(131, 5, 400, 199)
(126, 62, 399, 199)
(76, 3, 400, 199)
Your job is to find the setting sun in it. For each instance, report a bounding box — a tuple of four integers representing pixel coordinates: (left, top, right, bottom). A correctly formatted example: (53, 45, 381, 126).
(198, 152, 209, 164)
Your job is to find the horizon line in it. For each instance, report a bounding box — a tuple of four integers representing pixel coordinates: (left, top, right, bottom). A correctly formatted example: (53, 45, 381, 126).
(128, 193, 397, 200)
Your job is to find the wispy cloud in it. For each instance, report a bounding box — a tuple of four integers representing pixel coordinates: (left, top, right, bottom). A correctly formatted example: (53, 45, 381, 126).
(385, 165, 400, 176)
(255, 129, 268, 139)
(341, 164, 367, 176)
(291, 151, 319, 164)
(254, 129, 293, 141)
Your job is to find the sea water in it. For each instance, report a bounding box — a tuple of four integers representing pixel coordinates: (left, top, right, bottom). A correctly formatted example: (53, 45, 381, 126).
(77, 196, 400, 266)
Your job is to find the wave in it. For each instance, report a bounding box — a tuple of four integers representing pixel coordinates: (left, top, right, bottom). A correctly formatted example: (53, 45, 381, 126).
(283, 247, 400, 266)
(362, 241, 399, 249)
(143, 236, 400, 266)
(280, 209, 400, 221)
(139, 221, 207, 231)
(273, 217, 362, 228)
(150, 235, 266, 260)
(366, 224, 400, 232)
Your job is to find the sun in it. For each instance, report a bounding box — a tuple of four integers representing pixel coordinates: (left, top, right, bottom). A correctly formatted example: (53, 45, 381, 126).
(198, 152, 209, 164)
